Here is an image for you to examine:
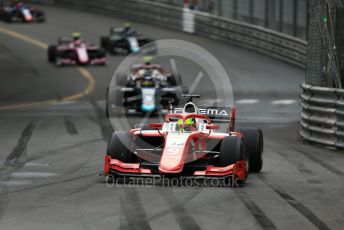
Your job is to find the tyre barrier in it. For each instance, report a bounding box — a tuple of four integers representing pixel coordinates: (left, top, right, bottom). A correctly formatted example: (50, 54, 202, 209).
(300, 82, 344, 148)
(28, 0, 307, 68)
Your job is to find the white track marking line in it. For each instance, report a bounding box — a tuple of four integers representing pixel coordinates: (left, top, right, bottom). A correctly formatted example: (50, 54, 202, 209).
(271, 100, 296, 105)
(24, 161, 50, 167)
(235, 99, 259, 104)
(11, 172, 59, 178)
(0, 180, 33, 186)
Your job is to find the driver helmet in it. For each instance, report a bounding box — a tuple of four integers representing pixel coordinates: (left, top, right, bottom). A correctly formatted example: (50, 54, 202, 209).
(13, 0, 23, 7)
(177, 118, 196, 131)
(143, 69, 152, 78)
(72, 32, 81, 41)
(143, 55, 153, 65)
(123, 22, 131, 30)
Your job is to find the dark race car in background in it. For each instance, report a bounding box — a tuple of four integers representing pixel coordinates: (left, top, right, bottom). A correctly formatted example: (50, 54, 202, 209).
(107, 62, 188, 115)
(48, 34, 106, 66)
(100, 25, 155, 55)
(104, 96, 263, 186)
(0, 1, 45, 22)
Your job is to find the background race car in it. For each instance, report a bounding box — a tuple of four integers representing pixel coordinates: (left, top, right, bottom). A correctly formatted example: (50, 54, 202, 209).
(107, 62, 188, 115)
(48, 33, 106, 66)
(104, 96, 263, 185)
(0, 1, 45, 22)
(100, 24, 155, 55)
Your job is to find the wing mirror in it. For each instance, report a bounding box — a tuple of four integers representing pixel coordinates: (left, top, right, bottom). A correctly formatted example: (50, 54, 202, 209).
(206, 124, 220, 130)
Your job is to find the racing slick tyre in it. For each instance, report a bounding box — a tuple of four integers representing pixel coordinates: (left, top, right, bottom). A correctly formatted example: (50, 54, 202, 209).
(100, 36, 110, 50)
(96, 48, 107, 65)
(219, 136, 248, 184)
(168, 74, 183, 86)
(98, 48, 106, 58)
(33, 11, 45, 22)
(3, 13, 12, 22)
(47, 45, 57, 62)
(107, 132, 137, 180)
(167, 76, 177, 86)
(237, 128, 263, 173)
(107, 132, 137, 163)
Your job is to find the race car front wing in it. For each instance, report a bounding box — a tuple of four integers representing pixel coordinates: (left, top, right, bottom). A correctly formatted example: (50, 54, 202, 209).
(104, 155, 246, 180)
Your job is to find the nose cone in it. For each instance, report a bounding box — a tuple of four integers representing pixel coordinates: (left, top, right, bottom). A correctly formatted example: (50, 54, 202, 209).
(159, 133, 192, 174)
(159, 152, 185, 174)
(159, 144, 187, 174)
(76, 47, 89, 63)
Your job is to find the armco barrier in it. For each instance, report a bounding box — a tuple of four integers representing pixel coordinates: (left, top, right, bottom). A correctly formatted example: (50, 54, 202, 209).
(300, 83, 344, 148)
(195, 12, 307, 68)
(28, 0, 307, 68)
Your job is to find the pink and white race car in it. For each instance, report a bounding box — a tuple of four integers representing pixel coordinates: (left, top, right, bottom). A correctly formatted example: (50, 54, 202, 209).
(47, 33, 106, 66)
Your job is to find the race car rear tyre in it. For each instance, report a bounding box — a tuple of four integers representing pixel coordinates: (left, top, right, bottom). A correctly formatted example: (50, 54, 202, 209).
(4, 13, 12, 22)
(100, 36, 110, 50)
(219, 136, 248, 184)
(97, 48, 106, 58)
(237, 128, 263, 172)
(107, 132, 136, 163)
(168, 74, 183, 86)
(48, 45, 57, 62)
(33, 11, 45, 22)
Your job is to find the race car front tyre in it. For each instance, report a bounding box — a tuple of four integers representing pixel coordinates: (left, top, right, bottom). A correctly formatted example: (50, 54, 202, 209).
(107, 132, 136, 163)
(219, 136, 248, 184)
(47, 45, 57, 62)
(237, 128, 263, 172)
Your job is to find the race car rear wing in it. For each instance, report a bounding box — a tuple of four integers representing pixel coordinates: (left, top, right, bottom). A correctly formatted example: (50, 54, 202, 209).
(171, 106, 236, 132)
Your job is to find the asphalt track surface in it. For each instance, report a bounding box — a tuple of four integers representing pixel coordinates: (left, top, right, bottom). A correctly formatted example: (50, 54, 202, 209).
(0, 5, 344, 230)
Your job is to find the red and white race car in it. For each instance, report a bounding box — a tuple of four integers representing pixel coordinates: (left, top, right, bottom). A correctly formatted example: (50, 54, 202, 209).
(47, 33, 106, 66)
(104, 95, 263, 185)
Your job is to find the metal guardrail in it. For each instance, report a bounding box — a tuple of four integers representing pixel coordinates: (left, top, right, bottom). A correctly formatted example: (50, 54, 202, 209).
(29, 0, 307, 68)
(300, 83, 344, 148)
(195, 12, 307, 68)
